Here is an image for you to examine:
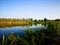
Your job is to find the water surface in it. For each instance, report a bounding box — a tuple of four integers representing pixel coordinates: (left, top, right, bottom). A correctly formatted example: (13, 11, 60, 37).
(0, 24, 46, 39)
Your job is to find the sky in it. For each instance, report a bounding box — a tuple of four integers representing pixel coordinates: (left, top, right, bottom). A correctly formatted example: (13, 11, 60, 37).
(0, 0, 60, 20)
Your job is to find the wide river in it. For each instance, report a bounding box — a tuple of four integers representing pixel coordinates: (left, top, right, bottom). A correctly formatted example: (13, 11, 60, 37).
(0, 24, 46, 39)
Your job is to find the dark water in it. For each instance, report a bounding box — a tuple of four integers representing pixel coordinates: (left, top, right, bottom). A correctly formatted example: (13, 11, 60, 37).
(0, 24, 46, 39)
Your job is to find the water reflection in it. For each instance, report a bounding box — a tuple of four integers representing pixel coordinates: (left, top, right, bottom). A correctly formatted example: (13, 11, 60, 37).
(0, 24, 47, 39)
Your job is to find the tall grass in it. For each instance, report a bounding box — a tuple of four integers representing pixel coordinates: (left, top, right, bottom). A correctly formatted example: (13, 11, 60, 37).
(0, 21, 60, 45)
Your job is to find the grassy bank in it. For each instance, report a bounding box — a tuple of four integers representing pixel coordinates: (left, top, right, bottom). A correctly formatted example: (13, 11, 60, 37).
(0, 18, 33, 28)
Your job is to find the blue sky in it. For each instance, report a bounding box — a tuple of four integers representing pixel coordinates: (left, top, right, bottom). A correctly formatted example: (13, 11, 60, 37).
(0, 0, 60, 19)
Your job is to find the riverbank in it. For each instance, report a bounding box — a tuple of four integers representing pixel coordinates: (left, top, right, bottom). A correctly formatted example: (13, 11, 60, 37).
(0, 18, 33, 28)
(0, 22, 60, 45)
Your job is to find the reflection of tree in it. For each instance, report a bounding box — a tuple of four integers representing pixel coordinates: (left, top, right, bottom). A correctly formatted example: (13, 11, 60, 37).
(44, 18, 47, 26)
(29, 18, 33, 26)
(34, 19, 37, 25)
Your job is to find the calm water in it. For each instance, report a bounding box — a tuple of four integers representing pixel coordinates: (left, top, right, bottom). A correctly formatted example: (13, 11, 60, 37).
(0, 24, 46, 39)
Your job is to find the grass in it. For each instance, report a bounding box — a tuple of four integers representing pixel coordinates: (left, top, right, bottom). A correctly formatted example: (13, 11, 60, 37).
(0, 18, 60, 45)
(0, 21, 60, 45)
(0, 18, 32, 28)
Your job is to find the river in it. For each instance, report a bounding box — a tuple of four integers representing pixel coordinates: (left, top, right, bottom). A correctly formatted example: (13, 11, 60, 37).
(0, 24, 47, 39)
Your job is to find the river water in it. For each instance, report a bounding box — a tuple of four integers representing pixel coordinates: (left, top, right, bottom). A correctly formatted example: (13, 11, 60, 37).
(0, 24, 47, 39)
